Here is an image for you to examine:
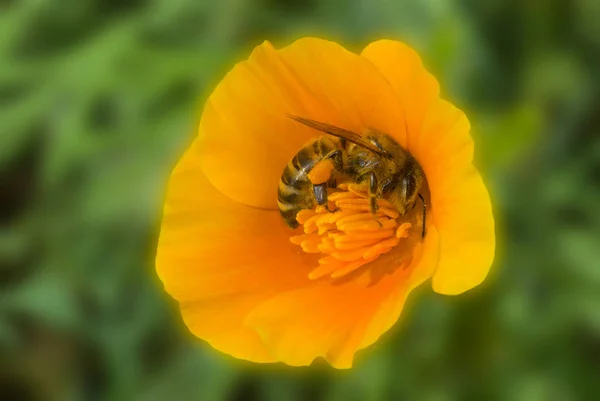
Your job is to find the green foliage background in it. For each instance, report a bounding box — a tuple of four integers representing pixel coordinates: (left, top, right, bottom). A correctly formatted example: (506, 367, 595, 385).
(1, 0, 600, 400)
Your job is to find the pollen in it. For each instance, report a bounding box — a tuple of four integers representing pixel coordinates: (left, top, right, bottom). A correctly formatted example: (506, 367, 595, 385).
(290, 189, 413, 280)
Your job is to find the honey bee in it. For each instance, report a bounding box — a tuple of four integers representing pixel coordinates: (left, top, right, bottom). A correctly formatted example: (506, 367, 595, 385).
(278, 116, 428, 237)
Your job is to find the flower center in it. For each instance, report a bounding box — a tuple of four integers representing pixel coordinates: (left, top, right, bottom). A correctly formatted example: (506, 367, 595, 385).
(290, 184, 415, 280)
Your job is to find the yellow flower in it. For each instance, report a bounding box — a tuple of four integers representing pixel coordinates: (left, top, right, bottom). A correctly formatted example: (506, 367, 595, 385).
(156, 38, 495, 368)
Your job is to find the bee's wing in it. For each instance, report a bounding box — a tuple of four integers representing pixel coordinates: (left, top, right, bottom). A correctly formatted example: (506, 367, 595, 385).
(287, 115, 389, 157)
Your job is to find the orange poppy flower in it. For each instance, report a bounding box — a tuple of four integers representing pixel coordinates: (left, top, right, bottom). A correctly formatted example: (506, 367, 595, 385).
(155, 38, 495, 368)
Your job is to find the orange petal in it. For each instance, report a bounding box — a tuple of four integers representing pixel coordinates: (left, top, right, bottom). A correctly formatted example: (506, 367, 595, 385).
(361, 40, 440, 149)
(156, 143, 313, 362)
(245, 226, 440, 368)
(200, 38, 408, 209)
(418, 99, 495, 295)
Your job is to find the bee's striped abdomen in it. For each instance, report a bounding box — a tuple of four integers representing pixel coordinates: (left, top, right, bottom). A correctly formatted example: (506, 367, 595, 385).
(278, 136, 341, 228)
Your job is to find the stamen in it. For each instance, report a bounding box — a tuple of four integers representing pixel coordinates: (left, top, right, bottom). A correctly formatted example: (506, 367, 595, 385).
(308, 261, 344, 280)
(334, 198, 370, 206)
(379, 207, 400, 219)
(333, 230, 396, 242)
(333, 238, 382, 250)
(296, 209, 317, 224)
(336, 212, 377, 225)
(338, 218, 396, 233)
(289, 188, 415, 280)
(332, 204, 372, 212)
(330, 256, 378, 278)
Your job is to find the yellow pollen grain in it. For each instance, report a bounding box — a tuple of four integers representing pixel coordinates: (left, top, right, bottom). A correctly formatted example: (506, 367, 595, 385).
(307, 159, 334, 184)
(289, 187, 413, 280)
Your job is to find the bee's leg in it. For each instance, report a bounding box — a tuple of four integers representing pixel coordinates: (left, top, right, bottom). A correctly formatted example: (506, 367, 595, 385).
(418, 193, 427, 238)
(367, 172, 379, 214)
(356, 171, 379, 214)
(312, 182, 331, 210)
(307, 150, 343, 212)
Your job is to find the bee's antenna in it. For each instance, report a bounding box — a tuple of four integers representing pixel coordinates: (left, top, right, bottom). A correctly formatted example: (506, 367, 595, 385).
(418, 194, 427, 238)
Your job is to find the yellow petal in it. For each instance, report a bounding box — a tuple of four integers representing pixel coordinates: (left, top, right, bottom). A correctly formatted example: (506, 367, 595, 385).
(361, 39, 440, 148)
(419, 100, 495, 295)
(156, 141, 314, 362)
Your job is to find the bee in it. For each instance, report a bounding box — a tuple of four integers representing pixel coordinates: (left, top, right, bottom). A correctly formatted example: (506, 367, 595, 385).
(278, 115, 428, 238)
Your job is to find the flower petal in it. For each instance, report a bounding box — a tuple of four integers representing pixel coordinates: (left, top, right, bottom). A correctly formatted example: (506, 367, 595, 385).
(360, 39, 440, 148)
(245, 226, 440, 368)
(200, 38, 408, 210)
(418, 100, 495, 295)
(156, 141, 314, 362)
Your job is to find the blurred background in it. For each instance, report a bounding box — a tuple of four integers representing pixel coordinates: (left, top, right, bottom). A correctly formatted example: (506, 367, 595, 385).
(1, 0, 600, 400)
